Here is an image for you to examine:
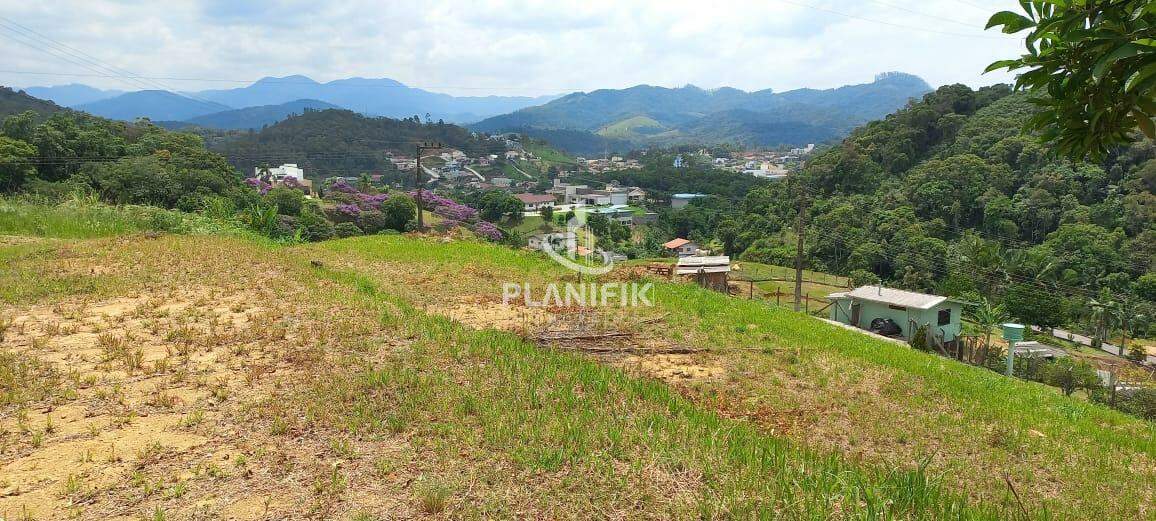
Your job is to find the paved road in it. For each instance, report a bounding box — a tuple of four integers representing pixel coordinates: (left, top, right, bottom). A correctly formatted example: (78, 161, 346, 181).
(1035, 326, 1122, 355)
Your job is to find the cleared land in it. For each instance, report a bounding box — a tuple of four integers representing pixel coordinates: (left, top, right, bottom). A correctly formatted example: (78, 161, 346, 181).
(1, 212, 1154, 519)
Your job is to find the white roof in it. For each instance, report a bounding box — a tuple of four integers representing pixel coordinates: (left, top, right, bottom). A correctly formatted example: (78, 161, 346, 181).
(675, 266, 731, 275)
(845, 285, 949, 310)
(676, 256, 730, 267)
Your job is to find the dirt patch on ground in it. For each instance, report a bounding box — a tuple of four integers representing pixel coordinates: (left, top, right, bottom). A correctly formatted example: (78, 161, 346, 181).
(428, 296, 555, 334)
(619, 353, 725, 382)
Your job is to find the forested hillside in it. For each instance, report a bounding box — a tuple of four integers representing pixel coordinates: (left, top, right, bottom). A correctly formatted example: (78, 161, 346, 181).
(204, 109, 506, 184)
(471, 73, 932, 151)
(671, 84, 1156, 341)
(0, 107, 240, 204)
(0, 86, 64, 120)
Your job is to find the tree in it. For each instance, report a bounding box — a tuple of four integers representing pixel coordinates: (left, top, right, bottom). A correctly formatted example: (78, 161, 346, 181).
(986, 1, 1156, 158)
(264, 187, 305, 216)
(0, 136, 36, 192)
(1002, 282, 1067, 329)
(1135, 274, 1156, 301)
(1039, 358, 1101, 397)
(971, 298, 1010, 362)
(381, 194, 416, 232)
(477, 190, 522, 222)
(539, 205, 554, 222)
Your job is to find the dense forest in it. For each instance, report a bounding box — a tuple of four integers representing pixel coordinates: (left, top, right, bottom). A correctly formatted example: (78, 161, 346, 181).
(0, 108, 241, 206)
(201, 108, 506, 185)
(658, 84, 1156, 344)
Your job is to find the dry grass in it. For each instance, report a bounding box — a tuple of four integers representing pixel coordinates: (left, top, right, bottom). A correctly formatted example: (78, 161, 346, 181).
(2, 232, 1152, 519)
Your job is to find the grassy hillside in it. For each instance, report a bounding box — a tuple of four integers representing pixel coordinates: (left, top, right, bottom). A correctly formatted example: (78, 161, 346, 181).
(1, 206, 1153, 519)
(597, 115, 669, 139)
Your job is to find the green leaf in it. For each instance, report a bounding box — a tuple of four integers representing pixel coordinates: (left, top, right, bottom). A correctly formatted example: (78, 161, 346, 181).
(986, 11, 1036, 33)
(984, 59, 1023, 73)
(1092, 43, 1148, 81)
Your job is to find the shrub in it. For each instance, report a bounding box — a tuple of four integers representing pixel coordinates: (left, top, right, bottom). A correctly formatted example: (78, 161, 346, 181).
(1038, 358, 1101, 397)
(264, 187, 305, 216)
(357, 210, 389, 234)
(1117, 388, 1156, 420)
(334, 222, 363, 238)
(381, 194, 416, 232)
(298, 208, 335, 242)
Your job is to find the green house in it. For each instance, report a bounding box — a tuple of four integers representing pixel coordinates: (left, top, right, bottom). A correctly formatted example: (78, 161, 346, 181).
(827, 285, 966, 347)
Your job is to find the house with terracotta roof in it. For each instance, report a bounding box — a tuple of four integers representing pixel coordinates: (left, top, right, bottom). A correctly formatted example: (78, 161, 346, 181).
(663, 238, 698, 257)
(514, 193, 556, 211)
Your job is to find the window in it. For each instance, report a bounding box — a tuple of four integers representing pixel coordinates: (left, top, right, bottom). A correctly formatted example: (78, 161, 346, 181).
(888, 304, 907, 311)
(937, 308, 951, 326)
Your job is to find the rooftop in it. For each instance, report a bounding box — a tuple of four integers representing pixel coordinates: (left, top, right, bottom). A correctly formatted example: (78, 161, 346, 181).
(663, 238, 691, 249)
(842, 285, 956, 310)
(514, 193, 556, 204)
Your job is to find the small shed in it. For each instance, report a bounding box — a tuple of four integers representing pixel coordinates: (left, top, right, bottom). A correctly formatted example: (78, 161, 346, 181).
(676, 256, 731, 292)
(827, 285, 966, 347)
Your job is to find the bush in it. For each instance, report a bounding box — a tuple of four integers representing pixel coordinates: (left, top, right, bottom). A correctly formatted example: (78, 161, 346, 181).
(273, 214, 301, 239)
(334, 222, 363, 238)
(1038, 358, 1101, 396)
(381, 194, 416, 232)
(298, 207, 335, 242)
(264, 187, 305, 216)
(357, 210, 388, 234)
(1117, 388, 1156, 420)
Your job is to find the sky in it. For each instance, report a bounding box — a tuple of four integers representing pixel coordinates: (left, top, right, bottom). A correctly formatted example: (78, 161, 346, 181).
(0, 0, 1026, 97)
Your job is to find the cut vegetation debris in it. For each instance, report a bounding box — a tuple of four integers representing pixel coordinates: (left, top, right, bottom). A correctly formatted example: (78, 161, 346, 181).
(0, 229, 1153, 519)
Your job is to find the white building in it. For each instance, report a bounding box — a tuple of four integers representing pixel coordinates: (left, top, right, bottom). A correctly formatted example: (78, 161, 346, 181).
(257, 163, 305, 182)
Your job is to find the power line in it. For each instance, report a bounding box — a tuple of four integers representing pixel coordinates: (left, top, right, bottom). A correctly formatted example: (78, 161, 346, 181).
(0, 19, 224, 109)
(865, 0, 991, 29)
(769, 0, 1015, 40)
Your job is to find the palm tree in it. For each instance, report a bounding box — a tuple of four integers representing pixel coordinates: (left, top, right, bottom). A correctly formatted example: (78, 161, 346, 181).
(972, 298, 1009, 365)
(256, 163, 273, 184)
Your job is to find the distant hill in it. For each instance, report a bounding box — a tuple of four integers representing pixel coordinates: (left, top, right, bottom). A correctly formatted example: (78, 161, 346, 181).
(193, 75, 558, 123)
(205, 108, 506, 183)
(175, 99, 342, 130)
(471, 72, 932, 151)
(24, 84, 123, 107)
(25, 75, 560, 126)
(0, 86, 66, 120)
(76, 90, 231, 121)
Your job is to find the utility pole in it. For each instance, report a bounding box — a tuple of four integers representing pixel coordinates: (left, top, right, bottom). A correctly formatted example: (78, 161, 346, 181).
(414, 141, 443, 230)
(792, 179, 807, 312)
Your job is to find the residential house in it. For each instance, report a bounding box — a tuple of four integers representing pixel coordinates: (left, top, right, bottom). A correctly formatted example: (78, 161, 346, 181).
(515, 193, 557, 212)
(257, 163, 314, 195)
(626, 187, 647, 203)
(826, 286, 966, 347)
(663, 238, 699, 257)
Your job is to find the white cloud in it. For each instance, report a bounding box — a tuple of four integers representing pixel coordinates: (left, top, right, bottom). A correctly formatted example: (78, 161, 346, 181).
(0, 0, 1024, 96)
